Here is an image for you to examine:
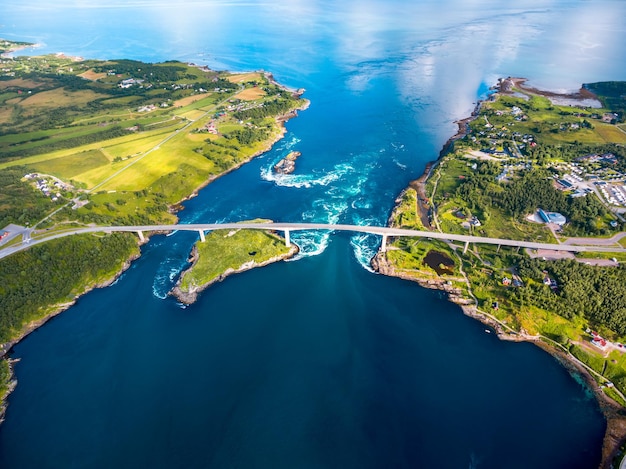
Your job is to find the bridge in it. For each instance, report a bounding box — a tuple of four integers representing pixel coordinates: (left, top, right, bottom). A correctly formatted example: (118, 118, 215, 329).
(1, 222, 625, 260)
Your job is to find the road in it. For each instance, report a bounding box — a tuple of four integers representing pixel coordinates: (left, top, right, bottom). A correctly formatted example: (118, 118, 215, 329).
(2, 222, 625, 260)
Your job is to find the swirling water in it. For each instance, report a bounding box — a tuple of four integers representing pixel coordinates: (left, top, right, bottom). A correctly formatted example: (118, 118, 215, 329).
(2, 1, 625, 467)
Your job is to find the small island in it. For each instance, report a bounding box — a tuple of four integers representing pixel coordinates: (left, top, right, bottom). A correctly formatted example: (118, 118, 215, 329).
(273, 151, 301, 174)
(171, 221, 298, 304)
(375, 77, 626, 467)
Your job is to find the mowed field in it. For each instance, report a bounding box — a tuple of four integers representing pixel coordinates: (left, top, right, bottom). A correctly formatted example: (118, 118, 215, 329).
(227, 72, 262, 83)
(26, 149, 110, 179)
(78, 69, 107, 81)
(593, 122, 626, 143)
(19, 88, 105, 110)
(173, 92, 213, 107)
(235, 87, 266, 101)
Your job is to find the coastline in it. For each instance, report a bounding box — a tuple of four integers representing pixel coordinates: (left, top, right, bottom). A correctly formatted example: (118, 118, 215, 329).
(0, 83, 308, 424)
(177, 99, 310, 205)
(372, 248, 626, 468)
(373, 78, 626, 469)
(0, 247, 142, 423)
(170, 240, 299, 305)
(0, 41, 39, 59)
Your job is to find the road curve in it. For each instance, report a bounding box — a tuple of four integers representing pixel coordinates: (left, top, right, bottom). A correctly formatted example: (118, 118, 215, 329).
(1, 222, 625, 260)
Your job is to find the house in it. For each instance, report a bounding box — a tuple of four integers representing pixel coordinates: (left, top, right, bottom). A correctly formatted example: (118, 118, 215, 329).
(592, 336, 608, 351)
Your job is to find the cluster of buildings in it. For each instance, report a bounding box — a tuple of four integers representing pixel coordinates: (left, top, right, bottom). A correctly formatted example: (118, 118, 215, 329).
(23, 173, 68, 202)
(552, 156, 626, 207)
(225, 99, 264, 114)
(596, 181, 626, 206)
(204, 121, 218, 135)
(576, 152, 618, 165)
(118, 78, 144, 89)
(136, 103, 168, 112)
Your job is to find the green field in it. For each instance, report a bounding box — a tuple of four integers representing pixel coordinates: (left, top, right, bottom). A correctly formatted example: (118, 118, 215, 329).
(177, 225, 294, 296)
(26, 149, 110, 178)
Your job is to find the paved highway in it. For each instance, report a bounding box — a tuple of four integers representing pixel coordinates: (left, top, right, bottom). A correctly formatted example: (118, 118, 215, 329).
(1, 222, 625, 260)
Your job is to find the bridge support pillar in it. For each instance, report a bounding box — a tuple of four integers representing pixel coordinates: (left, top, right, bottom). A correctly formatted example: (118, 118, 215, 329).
(381, 234, 387, 253)
(284, 229, 291, 247)
(198, 230, 206, 242)
(137, 231, 145, 242)
(497, 244, 501, 253)
(463, 241, 469, 254)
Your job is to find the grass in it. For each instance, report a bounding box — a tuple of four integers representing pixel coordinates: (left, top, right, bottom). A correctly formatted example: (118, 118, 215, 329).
(390, 188, 425, 230)
(178, 225, 291, 292)
(235, 87, 266, 101)
(173, 93, 213, 107)
(19, 88, 105, 110)
(594, 122, 626, 143)
(432, 156, 470, 199)
(227, 72, 262, 83)
(26, 149, 110, 178)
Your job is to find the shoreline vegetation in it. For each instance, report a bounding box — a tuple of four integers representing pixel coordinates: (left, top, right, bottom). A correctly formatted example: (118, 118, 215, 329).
(170, 222, 299, 304)
(1, 34, 624, 466)
(0, 39, 308, 421)
(373, 77, 626, 468)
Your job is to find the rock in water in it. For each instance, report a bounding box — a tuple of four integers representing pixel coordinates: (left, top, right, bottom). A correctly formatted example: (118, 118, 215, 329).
(273, 151, 301, 174)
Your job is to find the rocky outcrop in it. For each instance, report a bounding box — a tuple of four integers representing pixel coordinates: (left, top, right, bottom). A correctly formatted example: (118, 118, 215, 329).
(273, 151, 301, 174)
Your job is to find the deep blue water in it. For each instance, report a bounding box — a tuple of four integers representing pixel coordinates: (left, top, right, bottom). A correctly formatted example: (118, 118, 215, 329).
(2, 1, 626, 467)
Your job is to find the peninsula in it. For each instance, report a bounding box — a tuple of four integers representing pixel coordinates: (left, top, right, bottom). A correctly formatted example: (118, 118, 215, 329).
(374, 77, 626, 468)
(0, 39, 308, 420)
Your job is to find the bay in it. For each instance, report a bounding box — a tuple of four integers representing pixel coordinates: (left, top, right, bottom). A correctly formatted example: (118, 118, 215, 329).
(1, 1, 625, 467)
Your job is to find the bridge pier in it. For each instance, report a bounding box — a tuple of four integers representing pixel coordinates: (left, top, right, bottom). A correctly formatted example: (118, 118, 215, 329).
(497, 244, 501, 253)
(198, 230, 206, 242)
(463, 241, 469, 254)
(284, 229, 291, 247)
(137, 231, 145, 242)
(381, 234, 387, 252)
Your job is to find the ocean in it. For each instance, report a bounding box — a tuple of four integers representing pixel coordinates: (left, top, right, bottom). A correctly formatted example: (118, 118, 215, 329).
(2, 1, 625, 467)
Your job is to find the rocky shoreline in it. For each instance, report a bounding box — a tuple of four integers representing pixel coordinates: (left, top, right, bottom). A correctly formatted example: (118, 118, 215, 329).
(0, 84, 309, 425)
(372, 250, 626, 468)
(170, 241, 299, 305)
(0, 248, 142, 423)
(373, 77, 625, 468)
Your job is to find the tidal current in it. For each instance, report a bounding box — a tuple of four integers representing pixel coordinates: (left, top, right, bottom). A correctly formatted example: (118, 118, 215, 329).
(2, 1, 626, 467)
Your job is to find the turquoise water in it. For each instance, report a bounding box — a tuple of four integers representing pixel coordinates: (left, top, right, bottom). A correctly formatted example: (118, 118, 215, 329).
(2, 1, 625, 467)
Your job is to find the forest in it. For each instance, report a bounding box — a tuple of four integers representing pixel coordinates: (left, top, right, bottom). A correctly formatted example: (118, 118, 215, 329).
(585, 81, 626, 118)
(0, 233, 138, 343)
(512, 257, 626, 336)
(455, 163, 608, 234)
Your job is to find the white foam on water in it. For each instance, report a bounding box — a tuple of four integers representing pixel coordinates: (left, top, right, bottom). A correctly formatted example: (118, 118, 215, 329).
(260, 162, 355, 189)
(350, 232, 380, 272)
(152, 247, 190, 299)
(288, 231, 331, 260)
